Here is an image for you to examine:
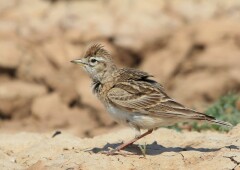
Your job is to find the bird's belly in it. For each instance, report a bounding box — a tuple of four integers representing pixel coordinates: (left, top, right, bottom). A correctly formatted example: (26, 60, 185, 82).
(131, 115, 176, 129)
(106, 104, 133, 125)
(106, 105, 175, 129)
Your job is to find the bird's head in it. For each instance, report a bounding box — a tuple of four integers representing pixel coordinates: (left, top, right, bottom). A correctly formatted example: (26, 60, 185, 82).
(71, 44, 116, 82)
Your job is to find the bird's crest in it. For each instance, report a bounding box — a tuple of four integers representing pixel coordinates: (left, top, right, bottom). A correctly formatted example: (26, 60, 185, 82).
(84, 44, 111, 59)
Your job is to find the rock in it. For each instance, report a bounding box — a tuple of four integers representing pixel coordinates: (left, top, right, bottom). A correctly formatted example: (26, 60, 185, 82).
(0, 81, 47, 99)
(190, 43, 240, 69)
(3, 0, 49, 20)
(31, 93, 97, 136)
(42, 39, 71, 68)
(0, 75, 11, 83)
(0, 0, 16, 13)
(0, 20, 17, 39)
(32, 93, 65, 120)
(59, 1, 114, 43)
(141, 50, 176, 84)
(141, 28, 192, 83)
(17, 47, 78, 104)
(31, 93, 71, 128)
(0, 81, 47, 117)
(111, 0, 179, 52)
(0, 41, 21, 69)
(44, 69, 79, 104)
(17, 49, 56, 83)
(170, 71, 232, 109)
(0, 125, 239, 169)
(18, 18, 57, 43)
(169, 0, 218, 22)
(193, 19, 240, 45)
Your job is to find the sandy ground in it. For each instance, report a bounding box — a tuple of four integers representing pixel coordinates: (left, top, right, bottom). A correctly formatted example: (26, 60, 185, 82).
(0, 125, 239, 170)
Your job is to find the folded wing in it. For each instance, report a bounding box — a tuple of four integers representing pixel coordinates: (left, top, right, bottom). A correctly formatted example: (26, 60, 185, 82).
(107, 81, 212, 120)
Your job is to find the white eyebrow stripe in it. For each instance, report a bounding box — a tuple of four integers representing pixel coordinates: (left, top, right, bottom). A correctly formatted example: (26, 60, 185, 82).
(94, 56, 105, 62)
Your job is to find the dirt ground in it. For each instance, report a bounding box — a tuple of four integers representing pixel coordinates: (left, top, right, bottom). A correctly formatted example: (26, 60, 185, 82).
(0, 125, 239, 170)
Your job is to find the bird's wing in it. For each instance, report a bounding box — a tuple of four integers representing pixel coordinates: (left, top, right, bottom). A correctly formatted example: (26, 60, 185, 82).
(116, 68, 165, 91)
(107, 81, 208, 119)
(107, 81, 164, 111)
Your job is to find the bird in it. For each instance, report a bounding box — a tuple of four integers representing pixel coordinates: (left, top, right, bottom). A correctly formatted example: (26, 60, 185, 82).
(71, 44, 233, 155)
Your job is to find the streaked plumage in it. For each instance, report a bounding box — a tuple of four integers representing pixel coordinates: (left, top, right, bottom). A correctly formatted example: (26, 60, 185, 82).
(71, 44, 232, 155)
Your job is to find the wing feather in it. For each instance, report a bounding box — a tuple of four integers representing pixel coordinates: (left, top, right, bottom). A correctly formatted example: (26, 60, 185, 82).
(107, 84, 162, 110)
(107, 81, 208, 120)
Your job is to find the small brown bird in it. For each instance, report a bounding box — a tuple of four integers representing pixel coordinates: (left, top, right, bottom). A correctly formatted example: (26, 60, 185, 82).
(71, 44, 232, 155)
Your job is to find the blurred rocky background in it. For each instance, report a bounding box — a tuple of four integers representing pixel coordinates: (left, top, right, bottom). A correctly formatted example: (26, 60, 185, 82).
(0, 0, 240, 137)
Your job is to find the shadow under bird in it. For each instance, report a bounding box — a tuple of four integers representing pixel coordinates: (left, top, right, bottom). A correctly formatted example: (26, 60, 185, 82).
(71, 44, 233, 155)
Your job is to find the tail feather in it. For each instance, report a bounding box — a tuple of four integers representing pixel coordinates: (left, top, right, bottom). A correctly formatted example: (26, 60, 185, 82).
(207, 118, 233, 127)
(160, 104, 233, 128)
(188, 110, 233, 127)
(195, 113, 233, 127)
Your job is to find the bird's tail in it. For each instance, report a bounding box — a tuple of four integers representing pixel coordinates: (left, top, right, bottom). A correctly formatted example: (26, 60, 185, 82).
(193, 112, 233, 127)
(164, 103, 233, 128)
(206, 117, 233, 127)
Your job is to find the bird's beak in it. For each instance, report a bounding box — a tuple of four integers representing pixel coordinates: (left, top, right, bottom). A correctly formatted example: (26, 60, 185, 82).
(71, 59, 87, 66)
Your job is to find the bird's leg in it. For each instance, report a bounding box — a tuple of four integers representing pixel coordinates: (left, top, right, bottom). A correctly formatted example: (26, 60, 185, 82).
(105, 129, 153, 155)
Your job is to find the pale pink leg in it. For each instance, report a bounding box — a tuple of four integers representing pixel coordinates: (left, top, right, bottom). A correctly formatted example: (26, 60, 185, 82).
(105, 129, 153, 155)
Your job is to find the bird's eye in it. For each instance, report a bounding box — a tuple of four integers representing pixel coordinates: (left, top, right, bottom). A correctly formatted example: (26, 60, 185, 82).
(89, 58, 98, 66)
(90, 58, 97, 63)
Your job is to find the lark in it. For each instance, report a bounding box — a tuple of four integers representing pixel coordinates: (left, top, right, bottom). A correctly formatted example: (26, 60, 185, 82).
(71, 44, 232, 155)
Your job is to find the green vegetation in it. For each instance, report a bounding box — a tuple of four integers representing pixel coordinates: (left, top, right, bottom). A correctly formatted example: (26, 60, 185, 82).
(171, 93, 240, 132)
